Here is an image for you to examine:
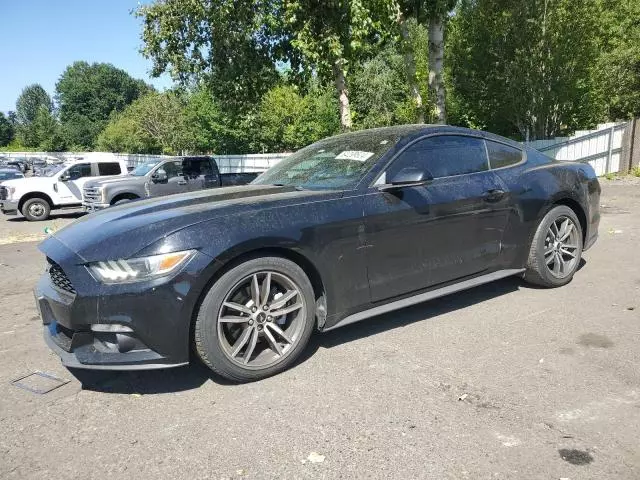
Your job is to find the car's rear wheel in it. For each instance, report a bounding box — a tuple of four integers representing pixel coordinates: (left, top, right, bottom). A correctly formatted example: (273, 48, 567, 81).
(524, 205, 583, 287)
(21, 197, 50, 221)
(194, 257, 316, 382)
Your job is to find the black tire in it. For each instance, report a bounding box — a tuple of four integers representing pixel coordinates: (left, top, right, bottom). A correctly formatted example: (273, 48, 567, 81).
(113, 198, 134, 206)
(21, 197, 51, 221)
(194, 256, 316, 382)
(524, 205, 583, 287)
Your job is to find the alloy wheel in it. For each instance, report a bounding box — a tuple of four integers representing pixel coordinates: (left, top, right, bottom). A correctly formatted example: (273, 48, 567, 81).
(544, 216, 580, 278)
(216, 271, 306, 369)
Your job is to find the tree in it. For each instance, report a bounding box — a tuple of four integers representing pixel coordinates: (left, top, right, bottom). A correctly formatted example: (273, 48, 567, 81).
(137, 0, 282, 114)
(15, 84, 53, 147)
(596, 0, 640, 119)
(254, 83, 339, 151)
(97, 91, 188, 155)
(283, 0, 389, 131)
(393, 0, 456, 124)
(448, 0, 603, 140)
(56, 61, 150, 148)
(350, 45, 416, 128)
(32, 107, 66, 151)
(0, 113, 14, 146)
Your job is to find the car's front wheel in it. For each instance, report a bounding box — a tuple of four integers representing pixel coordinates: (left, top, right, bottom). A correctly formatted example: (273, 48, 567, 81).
(194, 256, 316, 382)
(524, 205, 583, 287)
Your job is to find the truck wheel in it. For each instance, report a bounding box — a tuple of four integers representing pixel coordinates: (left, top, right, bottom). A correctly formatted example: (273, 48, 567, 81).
(524, 205, 583, 288)
(21, 198, 51, 221)
(194, 257, 316, 382)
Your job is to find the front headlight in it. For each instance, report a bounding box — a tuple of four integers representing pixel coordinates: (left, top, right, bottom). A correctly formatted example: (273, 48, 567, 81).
(88, 250, 195, 284)
(5, 186, 16, 199)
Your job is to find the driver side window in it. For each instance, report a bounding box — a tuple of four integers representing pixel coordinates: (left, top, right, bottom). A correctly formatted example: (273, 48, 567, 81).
(66, 163, 92, 180)
(386, 135, 488, 181)
(160, 161, 183, 179)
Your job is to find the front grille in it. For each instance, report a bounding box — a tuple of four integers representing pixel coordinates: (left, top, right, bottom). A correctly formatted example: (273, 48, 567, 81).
(83, 186, 101, 203)
(48, 259, 76, 295)
(0, 186, 7, 200)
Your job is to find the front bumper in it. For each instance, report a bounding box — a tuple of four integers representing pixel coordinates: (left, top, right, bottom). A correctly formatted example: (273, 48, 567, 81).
(82, 202, 109, 212)
(35, 238, 215, 370)
(1, 199, 18, 215)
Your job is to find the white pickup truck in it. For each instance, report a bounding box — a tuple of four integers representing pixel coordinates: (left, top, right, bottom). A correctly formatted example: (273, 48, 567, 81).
(0, 156, 128, 221)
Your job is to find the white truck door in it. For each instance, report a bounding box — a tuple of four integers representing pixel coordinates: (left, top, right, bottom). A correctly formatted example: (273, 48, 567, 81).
(56, 163, 93, 204)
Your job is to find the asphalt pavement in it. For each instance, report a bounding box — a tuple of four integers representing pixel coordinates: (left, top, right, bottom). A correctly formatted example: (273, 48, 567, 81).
(0, 180, 638, 479)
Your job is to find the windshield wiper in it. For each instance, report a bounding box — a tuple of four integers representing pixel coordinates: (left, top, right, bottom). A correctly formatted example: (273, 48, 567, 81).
(270, 183, 306, 191)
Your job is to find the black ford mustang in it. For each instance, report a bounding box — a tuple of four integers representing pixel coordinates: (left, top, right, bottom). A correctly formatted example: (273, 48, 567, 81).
(36, 125, 600, 381)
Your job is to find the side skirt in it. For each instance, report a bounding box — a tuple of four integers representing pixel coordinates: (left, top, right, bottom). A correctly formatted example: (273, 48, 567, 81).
(323, 269, 525, 332)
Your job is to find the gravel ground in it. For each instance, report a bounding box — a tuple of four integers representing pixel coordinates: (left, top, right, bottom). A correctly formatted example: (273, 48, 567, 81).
(0, 183, 638, 479)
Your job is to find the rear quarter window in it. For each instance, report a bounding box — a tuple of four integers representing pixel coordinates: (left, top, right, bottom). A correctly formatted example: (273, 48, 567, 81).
(98, 162, 122, 175)
(486, 141, 523, 169)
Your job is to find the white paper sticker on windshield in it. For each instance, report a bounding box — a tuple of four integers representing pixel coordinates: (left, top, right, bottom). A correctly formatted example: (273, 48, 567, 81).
(335, 150, 374, 162)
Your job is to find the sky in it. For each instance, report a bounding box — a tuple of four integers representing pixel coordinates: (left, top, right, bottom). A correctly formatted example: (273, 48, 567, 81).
(0, 0, 173, 113)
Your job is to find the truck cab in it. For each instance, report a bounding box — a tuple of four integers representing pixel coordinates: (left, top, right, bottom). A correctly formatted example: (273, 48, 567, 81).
(82, 156, 260, 211)
(0, 156, 128, 221)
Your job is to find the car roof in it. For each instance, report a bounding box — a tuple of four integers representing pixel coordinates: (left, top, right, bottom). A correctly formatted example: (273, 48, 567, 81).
(327, 124, 521, 148)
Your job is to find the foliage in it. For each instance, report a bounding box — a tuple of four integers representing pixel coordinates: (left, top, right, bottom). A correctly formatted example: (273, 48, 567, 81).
(56, 61, 150, 148)
(596, 0, 640, 119)
(253, 83, 340, 152)
(350, 45, 415, 128)
(137, 0, 282, 113)
(15, 84, 53, 147)
(97, 91, 187, 155)
(0, 112, 14, 146)
(448, 0, 603, 140)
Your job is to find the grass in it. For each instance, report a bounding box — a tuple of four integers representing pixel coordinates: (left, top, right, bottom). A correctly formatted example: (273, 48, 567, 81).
(631, 166, 640, 177)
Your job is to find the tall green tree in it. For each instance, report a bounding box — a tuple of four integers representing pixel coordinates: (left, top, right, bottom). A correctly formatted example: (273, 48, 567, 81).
(15, 84, 53, 147)
(254, 83, 339, 151)
(56, 61, 150, 148)
(0, 112, 14, 146)
(283, 0, 389, 131)
(392, 0, 455, 124)
(137, 0, 283, 113)
(97, 91, 189, 155)
(596, 0, 640, 119)
(448, 0, 603, 140)
(350, 44, 416, 128)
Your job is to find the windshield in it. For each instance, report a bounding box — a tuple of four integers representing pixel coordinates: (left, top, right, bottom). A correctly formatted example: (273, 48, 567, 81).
(132, 160, 161, 176)
(0, 171, 22, 180)
(252, 130, 401, 189)
(43, 165, 65, 177)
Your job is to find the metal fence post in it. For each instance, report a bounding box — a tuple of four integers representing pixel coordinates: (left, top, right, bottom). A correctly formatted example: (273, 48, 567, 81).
(606, 125, 615, 174)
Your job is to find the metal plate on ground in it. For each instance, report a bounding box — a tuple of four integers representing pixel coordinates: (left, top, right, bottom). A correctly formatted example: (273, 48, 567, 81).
(11, 371, 70, 394)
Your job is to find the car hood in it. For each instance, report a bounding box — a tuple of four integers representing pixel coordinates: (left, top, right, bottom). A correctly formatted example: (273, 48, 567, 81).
(84, 175, 140, 188)
(1, 177, 50, 189)
(40, 184, 335, 262)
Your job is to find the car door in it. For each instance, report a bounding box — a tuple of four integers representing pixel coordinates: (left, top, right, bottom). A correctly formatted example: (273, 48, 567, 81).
(182, 157, 220, 192)
(363, 134, 511, 302)
(56, 163, 93, 204)
(148, 160, 188, 196)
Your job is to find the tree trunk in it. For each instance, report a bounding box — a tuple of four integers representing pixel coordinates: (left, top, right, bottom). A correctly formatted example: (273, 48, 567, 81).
(398, 15, 424, 124)
(428, 17, 446, 124)
(333, 61, 352, 131)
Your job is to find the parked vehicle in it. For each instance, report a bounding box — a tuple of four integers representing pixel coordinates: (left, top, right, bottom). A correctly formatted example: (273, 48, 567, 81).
(1, 160, 27, 173)
(0, 157, 128, 221)
(36, 125, 600, 381)
(82, 156, 259, 211)
(0, 168, 25, 181)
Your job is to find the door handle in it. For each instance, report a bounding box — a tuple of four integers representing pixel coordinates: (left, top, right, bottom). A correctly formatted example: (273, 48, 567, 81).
(483, 189, 505, 202)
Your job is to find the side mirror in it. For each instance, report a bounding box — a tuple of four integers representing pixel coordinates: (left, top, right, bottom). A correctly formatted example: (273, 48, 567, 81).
(59, 173, 71, 182)
(379, 167, 433, 191)
(151, 169, 168, 183)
